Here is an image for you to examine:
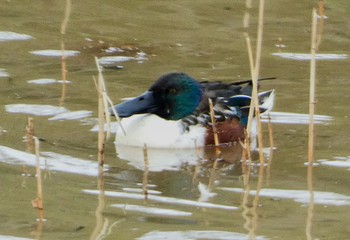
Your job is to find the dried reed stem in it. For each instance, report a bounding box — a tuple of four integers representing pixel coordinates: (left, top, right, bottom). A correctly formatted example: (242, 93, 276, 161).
(208, 98, 221, 158)
(306, 161, 315, 240)
(60, 0, 72, 35)
(266, 113, 274, 185)
(90, 165, 106, 240)
(253, 0, 266, 164)
(96, 71, 106, 166)
(93, 56, 126, 166)
(306, 9, 318, 240)
(59, 41, 67, 107)
(318, 0, 324, 18)
(33, 137, 44, 222)
(59, 0, 71, 107)
(308, 9, 317, 165)
(25, 117, 35, 152)
(208, 98, 221, 189)
(142, 144, 149, 201)
(243, 0, 266, 164)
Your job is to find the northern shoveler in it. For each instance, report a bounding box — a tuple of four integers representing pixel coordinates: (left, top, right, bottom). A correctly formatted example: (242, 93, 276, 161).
(112, 72, 274, 148)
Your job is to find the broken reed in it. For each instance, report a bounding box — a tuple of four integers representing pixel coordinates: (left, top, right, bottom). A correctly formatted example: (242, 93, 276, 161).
(94, 58, 107, 166)
(243, 0, 266, 164)
(25, 118, 44, 222)
(34, 137, 44, 222)
(94, 57, 124, 165)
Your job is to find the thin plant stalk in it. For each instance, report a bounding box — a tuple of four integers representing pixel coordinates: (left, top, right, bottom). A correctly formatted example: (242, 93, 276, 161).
(308, 9, 317, 165)
(25, 117, 35, 152)
(59, 42, 67, 107)
(90, 165, 106, 240)
(208, 98, 221, 158)
(93, 58, 125, 137)
(243, 0, 266, 164)
(59, 0, 71, 106)
(60, 0, 71, 35)
(306, 162, 315, 240)
(208, 98, 221, 190)
(143, 144, 149, 201)
(94, 57, 109, 165)
(253, 0, 266, 164)
(266, 113, 274, 186)
(97, 73, 106, 166)
(34, 137, 44, 222)
(306, 9, 318, 240)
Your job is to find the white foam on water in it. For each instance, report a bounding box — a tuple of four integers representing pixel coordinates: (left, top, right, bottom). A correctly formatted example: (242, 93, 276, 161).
(48, 110, 92, 121)
(0, 235, 33, 240)
(110, 204, 192, 217)
(30, 50, 80, 57)
(220, 188, 350, 206)
(5, 104, 68, 116)
(27, 78, 71, 84)
(318, 156, 350, 169)
(0, 69, 10, 78)
(83, 190, 238, 210)
(0, 31, 33, 41)
(122, 188, 162, 195)
(138, 230, 266, 240)
(0, 146, 104, 176)
(98, 56, 135, 65)
(272, 52, 348, 60)
(260, 111, 333, 124)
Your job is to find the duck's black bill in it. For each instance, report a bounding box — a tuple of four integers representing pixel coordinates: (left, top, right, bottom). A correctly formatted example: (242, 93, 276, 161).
(111, 91, 158, 118)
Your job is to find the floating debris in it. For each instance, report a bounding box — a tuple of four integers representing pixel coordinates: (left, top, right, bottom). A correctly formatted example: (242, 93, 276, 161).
(98, 52, 148, 68)
(5, 104, 68, 116)
(138, 231, 266, 240)
(135, 51, 148, 62)
(220, 188, 350, 206)
(0, 31, 33, 41)
(27, 78, 71, 84)
(111, 204, 192, 217)
(103, 46, 124, 53)
(30, 50, 80, 57)
(48, 110, 92, 121)
(0, 146, 106, 176)
(272, 52, 348, 60)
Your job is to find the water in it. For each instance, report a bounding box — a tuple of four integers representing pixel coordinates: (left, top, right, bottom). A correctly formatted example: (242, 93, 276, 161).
(0, 1, 349, 239)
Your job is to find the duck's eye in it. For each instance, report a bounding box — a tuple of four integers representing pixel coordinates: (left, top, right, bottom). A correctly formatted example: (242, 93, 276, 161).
(169, 88, 177, 95)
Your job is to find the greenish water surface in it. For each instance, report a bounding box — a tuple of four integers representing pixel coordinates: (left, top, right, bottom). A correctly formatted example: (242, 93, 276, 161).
(0, 1, 349, 239)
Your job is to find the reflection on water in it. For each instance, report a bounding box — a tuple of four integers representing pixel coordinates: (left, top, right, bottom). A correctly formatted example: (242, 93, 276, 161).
(0, 0, 350, 239)
(115, 143, 243, 172)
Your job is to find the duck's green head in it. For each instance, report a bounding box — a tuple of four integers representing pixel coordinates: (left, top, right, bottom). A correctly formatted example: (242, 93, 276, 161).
(114, 73, 203, 120)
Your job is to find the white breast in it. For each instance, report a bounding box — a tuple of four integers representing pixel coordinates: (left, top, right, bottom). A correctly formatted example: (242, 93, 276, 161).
(115, 114, 206, 148)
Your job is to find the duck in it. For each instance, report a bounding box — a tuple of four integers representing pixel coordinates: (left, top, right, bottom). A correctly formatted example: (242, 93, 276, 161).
(112, 72, 274, 148)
